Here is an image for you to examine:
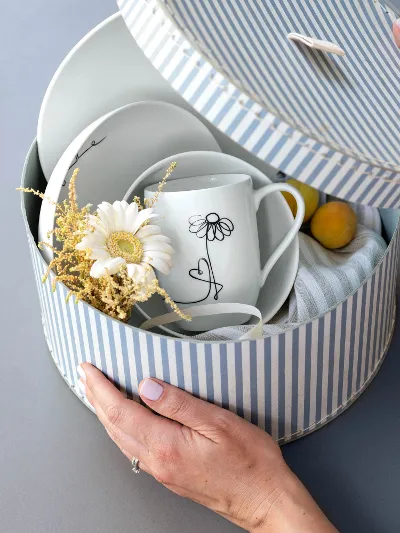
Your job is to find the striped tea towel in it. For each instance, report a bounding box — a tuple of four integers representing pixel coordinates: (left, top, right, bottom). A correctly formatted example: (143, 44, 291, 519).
(195, 203, 387, 341)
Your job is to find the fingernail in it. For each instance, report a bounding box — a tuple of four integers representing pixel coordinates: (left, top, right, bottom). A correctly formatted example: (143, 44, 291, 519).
(77, 380, 86, 396)
(140, 379, 164, 401)
(77, 365, 86, 382)
(396, 18, 400, 29)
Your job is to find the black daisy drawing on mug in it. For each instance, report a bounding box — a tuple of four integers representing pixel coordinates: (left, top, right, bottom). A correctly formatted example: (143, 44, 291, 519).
(175, 213, 234, 305)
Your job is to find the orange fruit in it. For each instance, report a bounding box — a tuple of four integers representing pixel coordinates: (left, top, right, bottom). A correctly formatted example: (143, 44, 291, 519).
(282, 178, 319, 223)
(310, 202, 357, 250)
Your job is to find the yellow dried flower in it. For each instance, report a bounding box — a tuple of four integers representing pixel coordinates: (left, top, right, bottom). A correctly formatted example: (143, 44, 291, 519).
(18, 166, 190, 324)
(144, 161, 177, 208)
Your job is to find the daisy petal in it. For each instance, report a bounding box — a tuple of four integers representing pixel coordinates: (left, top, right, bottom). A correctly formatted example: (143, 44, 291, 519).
(105, 257, 126, 275)
(92, 225, 108, 240)
(97, 202, 115, 233)
(90, 257, 125, 278)
(125, 202, 139, 232)
(127, 263, 156, 285)
(88, 214, 100, 227)
(86, 232, 106, 247)
(89, 247, 110, 260)
(97, 201, 112, 210)
(131, 209, 159, 235)
(87, 215, 107, 236)
(144, 250, 173, 264)
(126, 262, 145, 280)
(142, 234, 172, 244)
(127, 264, 157, 297)
(143, 253, 173, 275)
(147, 258, 172, 276)
(136, 225, 162, 239)
(76, 233, 105, 251)
(90, 259, 109, 278)
(112, 201, 127, 232)
(143, 241, 175, 255)
(145, 267, 157, 284)
(75, 240, 88, 251)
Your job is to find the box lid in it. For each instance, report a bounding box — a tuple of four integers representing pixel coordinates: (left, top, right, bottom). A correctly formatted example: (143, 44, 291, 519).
(118, 0, 400, 208)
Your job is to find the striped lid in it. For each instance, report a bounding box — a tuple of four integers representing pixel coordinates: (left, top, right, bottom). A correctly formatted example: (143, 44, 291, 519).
(118, 0, 400, 208)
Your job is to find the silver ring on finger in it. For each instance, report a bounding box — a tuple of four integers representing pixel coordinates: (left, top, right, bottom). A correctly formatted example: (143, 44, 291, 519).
(132, 457, 140, 474)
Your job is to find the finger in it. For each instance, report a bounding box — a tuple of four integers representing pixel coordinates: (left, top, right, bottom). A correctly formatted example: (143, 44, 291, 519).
(105, 427, 135, 461)
(105, 428, 152, 475)
(105, 428, 132, 460)
(80, 363, 159, 445)
(139, 378, 234, 436)
(84, 381, 151, 471)
(393, 20, 400, 48)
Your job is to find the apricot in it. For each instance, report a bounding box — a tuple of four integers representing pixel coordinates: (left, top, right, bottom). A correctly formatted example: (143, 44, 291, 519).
(310, 202, 357, 249)
(282, 178, 319, 223)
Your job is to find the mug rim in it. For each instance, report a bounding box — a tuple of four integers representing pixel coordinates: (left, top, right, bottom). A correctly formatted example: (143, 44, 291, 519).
(144, 172, 252, 195)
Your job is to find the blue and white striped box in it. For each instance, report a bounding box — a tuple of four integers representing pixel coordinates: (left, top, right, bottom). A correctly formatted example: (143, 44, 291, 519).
(22, 140, 399, 443)
(22, 0, 400, 442)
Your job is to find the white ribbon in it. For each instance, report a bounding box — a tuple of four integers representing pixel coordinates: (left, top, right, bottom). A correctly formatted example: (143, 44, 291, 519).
(140, 303, 263, 340)
(288, 33, 345, 56)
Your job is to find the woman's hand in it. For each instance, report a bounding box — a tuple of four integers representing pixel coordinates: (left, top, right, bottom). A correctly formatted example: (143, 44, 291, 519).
(394, 20, 400, 48)
(78, 363, 337, 532)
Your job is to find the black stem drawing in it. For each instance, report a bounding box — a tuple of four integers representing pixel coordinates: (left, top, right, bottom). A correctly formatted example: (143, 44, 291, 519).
(175, 213, 234, 305)
(62, 137, 107, 186)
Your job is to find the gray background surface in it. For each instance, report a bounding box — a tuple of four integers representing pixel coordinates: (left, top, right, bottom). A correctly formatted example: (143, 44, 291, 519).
(1, 1, 400, 532)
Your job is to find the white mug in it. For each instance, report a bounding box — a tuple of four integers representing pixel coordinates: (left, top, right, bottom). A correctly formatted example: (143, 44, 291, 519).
(144, 174, 305, 331)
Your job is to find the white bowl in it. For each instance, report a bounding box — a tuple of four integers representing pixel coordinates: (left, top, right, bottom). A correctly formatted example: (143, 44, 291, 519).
(124, 151, 299, 336)
(38, 101, 221, 263)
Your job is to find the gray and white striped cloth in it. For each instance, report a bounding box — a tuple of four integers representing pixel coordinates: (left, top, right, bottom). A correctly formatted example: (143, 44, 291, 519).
(195, 202, 387, 341)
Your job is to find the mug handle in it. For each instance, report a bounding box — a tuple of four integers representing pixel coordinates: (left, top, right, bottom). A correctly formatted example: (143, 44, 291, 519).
(253, 183, 305, 287)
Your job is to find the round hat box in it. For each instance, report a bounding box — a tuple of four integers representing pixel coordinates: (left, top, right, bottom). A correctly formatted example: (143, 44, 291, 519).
(22, 0, 400, 443)
(22, 138, 399, 443)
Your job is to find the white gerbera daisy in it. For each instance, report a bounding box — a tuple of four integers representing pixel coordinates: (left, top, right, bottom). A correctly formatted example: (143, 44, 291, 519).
(76, 200, 174, 284)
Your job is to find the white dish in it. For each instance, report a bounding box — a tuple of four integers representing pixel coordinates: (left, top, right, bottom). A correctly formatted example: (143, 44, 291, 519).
(37, 12, 279, 182)
(38, 115, 108, 263)
(124, 151, 299, 337)
(38, 101, 220, 263)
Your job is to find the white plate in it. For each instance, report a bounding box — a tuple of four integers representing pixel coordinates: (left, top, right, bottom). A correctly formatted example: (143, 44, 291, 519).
(38, 114, 112, 264)
(124, 151, 299, 337)
(37, 12, 279, 182)
(38, 101, 220, 263)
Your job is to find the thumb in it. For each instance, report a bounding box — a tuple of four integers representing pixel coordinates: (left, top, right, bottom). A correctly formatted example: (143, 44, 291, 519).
(139, 378, 231, 435)
(393, 20, 400, 48)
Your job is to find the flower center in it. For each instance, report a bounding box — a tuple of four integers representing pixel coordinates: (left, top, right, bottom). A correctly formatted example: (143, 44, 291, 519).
(107, 231, 144, 264)
(206, 213, 220, 224)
